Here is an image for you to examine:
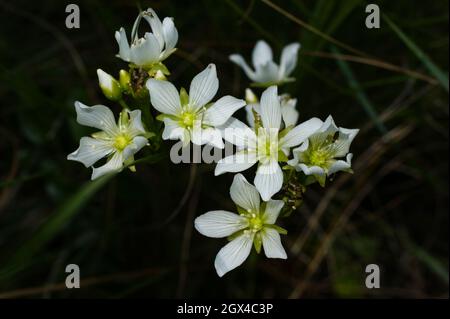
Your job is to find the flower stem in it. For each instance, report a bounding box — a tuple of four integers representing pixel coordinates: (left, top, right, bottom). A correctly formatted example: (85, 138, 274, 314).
(119, 99, 130, 110)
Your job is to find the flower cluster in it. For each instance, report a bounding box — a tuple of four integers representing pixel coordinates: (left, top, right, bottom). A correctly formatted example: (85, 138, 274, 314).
(67, 8, 359, 277)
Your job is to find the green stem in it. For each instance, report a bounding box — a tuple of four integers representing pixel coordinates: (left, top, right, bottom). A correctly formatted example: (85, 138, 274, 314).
(119, 99, 130, 110)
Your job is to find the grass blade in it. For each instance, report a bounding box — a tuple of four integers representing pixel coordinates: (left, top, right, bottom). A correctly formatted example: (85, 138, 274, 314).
(332, 46, 388, 134)
(0, 174, 114, 280)
(383, 14, 449, 92)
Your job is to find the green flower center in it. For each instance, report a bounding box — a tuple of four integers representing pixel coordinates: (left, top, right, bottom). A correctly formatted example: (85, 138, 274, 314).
(113, 134, 132, 151)
(248, 214, 263, 232)
(180, 111, 196, 128)
(308, 148, 331, 167)
(257, 131, 279, 161)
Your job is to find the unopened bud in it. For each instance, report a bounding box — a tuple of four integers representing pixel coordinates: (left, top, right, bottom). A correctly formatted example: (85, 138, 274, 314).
(119, 69, 131, 92)
(154, 70, 167, 81)
(97, 69, 122, 101)
(245, 88, 258, 104)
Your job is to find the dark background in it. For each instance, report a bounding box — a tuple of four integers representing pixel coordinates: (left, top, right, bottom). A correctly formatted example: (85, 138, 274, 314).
(0, 0, 448, 298)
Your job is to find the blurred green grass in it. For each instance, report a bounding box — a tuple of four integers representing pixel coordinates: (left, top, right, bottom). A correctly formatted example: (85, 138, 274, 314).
(0, 0, 448, 298)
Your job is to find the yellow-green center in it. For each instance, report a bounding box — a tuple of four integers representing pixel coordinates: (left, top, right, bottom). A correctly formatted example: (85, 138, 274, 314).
(248, 214, 263, 232)
(308, 148, 330, 167)
(180, 112, 196, 128)
(257, 133, 279, 161)
(113, 134, 132, 151)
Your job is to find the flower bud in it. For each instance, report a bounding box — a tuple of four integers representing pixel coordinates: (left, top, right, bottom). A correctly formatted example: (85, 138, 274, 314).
(119, 69, 131, 92)
(154, 70, 167, 81)
(97, 69, 122, 101)
(245, 88, 258, 104)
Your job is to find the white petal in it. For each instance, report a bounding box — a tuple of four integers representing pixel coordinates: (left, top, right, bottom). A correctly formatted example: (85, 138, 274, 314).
(287, 142, 307, 167)
(191, 127, 224, 149)
(189, 64, 219, 109)
(340, 128, 359, 142)
(253, 61, 279, 83)
(261, 228, 287, 259)
(263, 200, 284, 224)
(328, 153, 353, 174)
(254, 160, 283, 201)
(319, 115, 339, 134)
(122, 136, 147, 160)
(194, 210, 248, 238)
(229, 54, 256, 81)
(230, 174, 260, 212)
(128, 110, 146, 136)
(279, 42, 300, 78)
(67, 137, 114, 167)
(252, 40, 273, 67)
(146, 79, 181, 115)
(162, 17, 178, 56)
(334, 128, 359, 157)
(214, 233, 254, 277)
(221, 118, 257, 149)
(91, 151, 123, 180)
(161, 117, 188, 142)
(215, 151, 257, 176)
(130, 32, 161, 66)
(74, 101, 118, 136)
(281, 97, 299, 127)
(259, 86, 281, 129)
(245, 102, 261, 129)
(203, 96, 246, 127)
(280, 117, 322, 148)
(130, 11, 142, 41)
(296, 163, 326, 176)
(115, 28, 130, 61)
(142, 8, 164, 49)
(245, 104, 256, 128)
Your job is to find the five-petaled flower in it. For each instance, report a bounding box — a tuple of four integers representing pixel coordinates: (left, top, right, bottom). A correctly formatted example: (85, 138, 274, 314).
(230, 40, 300, 87)
(195, 174, 287, 277)
(115, 8, 178, 69)
(67, 102, 148, 180)
(215, 86, 322, 201)
(146, 64, 246, 148)
(288, 116, 359, 186)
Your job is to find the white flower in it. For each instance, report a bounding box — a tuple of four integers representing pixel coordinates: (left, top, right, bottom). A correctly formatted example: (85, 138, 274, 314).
(115, 8, 178, 68)
(67, 102, 147, 180)
(215, 85, 322, 201)
(230, 40, 300, 86)
(245, 88, 299, 128)
(288, 116, 359, 186)
(195, 174, 287, 277)
(146, 64, 246, 148)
